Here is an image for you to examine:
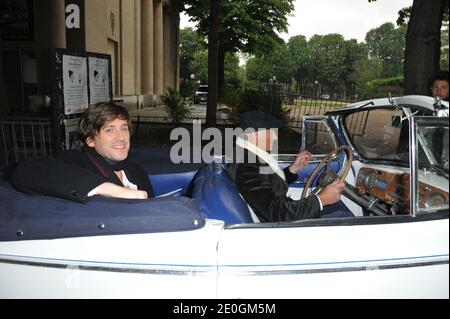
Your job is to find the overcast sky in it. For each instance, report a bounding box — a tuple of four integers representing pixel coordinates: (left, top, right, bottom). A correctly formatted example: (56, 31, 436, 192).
(180, 0, 413, 43)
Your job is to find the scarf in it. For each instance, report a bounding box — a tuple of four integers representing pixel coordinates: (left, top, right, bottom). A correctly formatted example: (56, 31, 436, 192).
(235, 137, 286, 181)
(84, 147, 129, 180)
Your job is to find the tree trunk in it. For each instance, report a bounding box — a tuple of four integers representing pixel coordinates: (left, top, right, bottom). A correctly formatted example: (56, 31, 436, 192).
(206, 0, 221, 127)
(404, 0, 447, 95)
(218, 45, 225, 100)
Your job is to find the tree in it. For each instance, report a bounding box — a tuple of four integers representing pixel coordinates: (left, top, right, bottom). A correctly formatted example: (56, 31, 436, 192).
(404, 0, 447, 95)
(184, 0, 294, 97)
(179, 27, 207, 81)
(342, 39, 368, 99)
(206, 0, 220, 127)
(352, 58, 383, 99)
(179, 28, 207, 97)
(287, 35, 310, 93)
(246, 43, 294, 88)
(365, 23, 406, 78)
(441, 20, 449, 70)
(307, 34, 348, 94)
(369, 0, 448, 95)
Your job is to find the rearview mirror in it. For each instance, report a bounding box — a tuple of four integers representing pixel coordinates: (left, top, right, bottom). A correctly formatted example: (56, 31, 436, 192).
(392, 115, 403, 128)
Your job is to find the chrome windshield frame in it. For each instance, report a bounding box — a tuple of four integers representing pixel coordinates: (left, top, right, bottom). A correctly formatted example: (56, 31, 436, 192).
(409, 116, 449, 217)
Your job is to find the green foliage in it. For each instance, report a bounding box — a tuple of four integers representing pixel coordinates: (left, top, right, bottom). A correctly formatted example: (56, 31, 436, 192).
(184, 0, 294, 56)
(179, 27, 208, 98)
(180, 27, 207, 80)
(246, 33, 367, 99)
(353, 58, 383, 99)
(287, 35, 309, 92)
(245, 43, 294, 88)
(365, 22, 407, 78)
(179, 27, 241, 97)
(364, 76, 404, 99)
(160, 88, 192, 124)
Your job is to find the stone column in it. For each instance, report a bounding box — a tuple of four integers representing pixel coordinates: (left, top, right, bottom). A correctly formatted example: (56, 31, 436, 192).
(135, 0, 142, 96)
(37, 0, 67, 94)
(153, 0, 164, 96)
(49, 0, 67, 49)
(172, 7, 180, 91)
(141, 0, 154, 103)
(163, 10, 172, 91)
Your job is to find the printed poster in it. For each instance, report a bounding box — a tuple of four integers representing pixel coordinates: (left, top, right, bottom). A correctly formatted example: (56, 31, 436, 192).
(89, 57, 110, 105)
(63, 118, 82, 150)
(62, 54, 89, 115)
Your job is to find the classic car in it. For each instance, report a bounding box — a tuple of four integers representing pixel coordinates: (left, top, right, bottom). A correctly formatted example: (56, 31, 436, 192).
(0, 95, 448, 299)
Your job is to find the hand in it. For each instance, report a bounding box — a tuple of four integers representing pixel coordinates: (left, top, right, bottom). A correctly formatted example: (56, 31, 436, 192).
(96, 182, 148, 200)
(318, 180, 345, 206)
(289, 151, 312, 174)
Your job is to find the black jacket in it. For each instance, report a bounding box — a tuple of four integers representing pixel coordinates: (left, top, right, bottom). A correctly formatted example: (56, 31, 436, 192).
(227, 158, 321, 223)
(10, 148, 154, 203)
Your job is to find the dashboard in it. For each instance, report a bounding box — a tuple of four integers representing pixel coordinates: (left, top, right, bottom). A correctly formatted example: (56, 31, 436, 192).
(356, 167, 449, 214)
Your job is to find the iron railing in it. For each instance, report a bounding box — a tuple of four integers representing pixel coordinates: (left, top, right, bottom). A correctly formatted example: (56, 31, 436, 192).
(0, 117, 53, 169)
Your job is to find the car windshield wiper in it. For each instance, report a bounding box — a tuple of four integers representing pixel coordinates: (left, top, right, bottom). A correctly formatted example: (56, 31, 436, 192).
(427, 164, 449, 179)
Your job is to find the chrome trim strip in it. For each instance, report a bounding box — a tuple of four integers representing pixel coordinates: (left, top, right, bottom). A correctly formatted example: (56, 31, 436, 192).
(409, 116, 419, 217)
(219, 259, 449, 276)
(0, 257, 447, 277)
(0, 258, 216, 276)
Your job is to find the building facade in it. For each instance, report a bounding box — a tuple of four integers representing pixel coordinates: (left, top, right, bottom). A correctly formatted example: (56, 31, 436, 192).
(0, 0, 181, 114)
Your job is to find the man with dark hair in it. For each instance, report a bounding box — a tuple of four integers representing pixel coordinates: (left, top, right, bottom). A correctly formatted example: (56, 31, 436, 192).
(10, 102, 153, 203)
(429, 70, 449, 101)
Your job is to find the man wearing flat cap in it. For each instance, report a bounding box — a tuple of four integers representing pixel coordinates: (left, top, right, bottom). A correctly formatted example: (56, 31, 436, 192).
(227, 111, 352, 222)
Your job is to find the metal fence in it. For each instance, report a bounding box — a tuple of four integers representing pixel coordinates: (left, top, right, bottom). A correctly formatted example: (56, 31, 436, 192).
(0, 93, 366, 169)
(282, 93, 351, 128)
(132, 93, 352, 129)
(0, 117, 53, 169)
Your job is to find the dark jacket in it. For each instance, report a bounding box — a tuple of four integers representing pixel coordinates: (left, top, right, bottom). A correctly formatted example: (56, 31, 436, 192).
(10, 148, 154, 203)
(227, 158, 321, 223)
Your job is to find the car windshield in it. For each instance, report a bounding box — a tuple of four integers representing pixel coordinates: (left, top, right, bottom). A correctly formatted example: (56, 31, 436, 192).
(198, 86, 208, 93)
(417, 125, 449, 175)
(344, 108, 410, 164)
(414, 119, 449, 214)
(343, 106, 449, 170)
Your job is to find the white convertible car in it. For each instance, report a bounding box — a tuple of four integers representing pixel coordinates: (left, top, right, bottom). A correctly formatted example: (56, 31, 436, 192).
(0, 95, 448, 299)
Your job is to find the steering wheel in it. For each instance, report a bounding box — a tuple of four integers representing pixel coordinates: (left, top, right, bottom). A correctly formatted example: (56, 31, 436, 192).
(301, 146, 353, 199)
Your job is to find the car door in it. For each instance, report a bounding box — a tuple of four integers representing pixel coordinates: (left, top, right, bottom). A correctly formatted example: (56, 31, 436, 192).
(215, 115, 449, 299)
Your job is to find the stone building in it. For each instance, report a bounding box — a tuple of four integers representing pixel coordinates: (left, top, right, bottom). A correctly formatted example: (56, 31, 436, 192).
(0, 0, 181, 114)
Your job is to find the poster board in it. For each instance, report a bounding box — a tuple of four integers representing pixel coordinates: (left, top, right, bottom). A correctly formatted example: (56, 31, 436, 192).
(51, 48, 112, 151)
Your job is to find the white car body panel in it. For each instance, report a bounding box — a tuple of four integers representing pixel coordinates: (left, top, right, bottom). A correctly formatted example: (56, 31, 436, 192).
(0, 220, 224, 299)
(217, 219, 449, 299)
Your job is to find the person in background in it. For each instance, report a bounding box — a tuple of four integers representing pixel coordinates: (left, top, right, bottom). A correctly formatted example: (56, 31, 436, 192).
(429, 70, 449, 101)
(9, 102, 153, 203)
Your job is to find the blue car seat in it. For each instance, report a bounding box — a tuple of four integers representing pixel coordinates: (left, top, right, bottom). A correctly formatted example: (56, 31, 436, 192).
(192, 163, 255, 224)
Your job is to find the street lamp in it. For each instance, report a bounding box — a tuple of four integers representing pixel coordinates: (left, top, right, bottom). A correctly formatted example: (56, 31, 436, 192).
(190, 74, 196, 100)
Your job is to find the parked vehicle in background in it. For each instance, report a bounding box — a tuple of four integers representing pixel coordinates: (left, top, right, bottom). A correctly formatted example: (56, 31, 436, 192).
(194, 85, 208, 104)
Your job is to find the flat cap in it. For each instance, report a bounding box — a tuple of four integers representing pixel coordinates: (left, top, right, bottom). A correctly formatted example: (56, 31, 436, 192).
(239, 111, 283, 131)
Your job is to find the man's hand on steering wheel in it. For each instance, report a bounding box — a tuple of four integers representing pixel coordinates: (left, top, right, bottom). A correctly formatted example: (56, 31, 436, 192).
(318, 180, 346, 206)
(301, 146, 353, 202)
